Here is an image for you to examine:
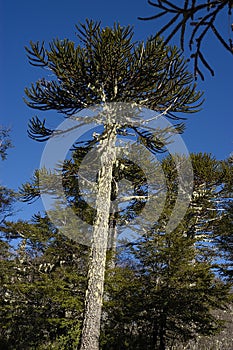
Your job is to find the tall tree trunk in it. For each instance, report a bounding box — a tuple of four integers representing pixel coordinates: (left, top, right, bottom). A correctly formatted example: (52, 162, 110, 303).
(80, 124, 117, 350)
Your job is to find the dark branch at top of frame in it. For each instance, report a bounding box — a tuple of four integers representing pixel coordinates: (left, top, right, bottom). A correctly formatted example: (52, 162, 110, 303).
(139, 0, 233, 79)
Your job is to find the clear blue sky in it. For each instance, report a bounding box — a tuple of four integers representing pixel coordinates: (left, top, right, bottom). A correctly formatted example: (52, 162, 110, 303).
(0, 0, 232, 218)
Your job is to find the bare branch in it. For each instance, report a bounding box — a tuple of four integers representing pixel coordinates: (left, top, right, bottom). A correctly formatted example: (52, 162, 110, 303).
(139, 0, 232, 79)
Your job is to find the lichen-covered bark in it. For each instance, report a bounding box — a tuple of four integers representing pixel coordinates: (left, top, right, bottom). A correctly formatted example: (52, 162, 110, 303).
(80, 124, 117, 350)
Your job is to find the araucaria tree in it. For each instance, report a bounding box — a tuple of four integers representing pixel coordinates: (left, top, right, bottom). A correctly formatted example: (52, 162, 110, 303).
(24, 20, 202, 350)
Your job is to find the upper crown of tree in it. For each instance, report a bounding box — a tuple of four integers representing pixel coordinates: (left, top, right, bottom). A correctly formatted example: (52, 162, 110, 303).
(24, 20, 202, 142)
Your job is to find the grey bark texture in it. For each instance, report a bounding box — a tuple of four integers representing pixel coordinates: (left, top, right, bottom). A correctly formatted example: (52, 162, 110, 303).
(80, 124, 117, 350)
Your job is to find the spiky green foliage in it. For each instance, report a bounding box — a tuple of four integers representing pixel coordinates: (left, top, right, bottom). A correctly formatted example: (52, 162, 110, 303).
(0, 186, 16, 225)
(24, 20, 202, 144)
(100, 153, 233, 350)
(216, 203, 233, 280)
(214, 156, 233, 280)
(0, 127, 12, 161)
(0, 148, 86, 349)
(102, 233, 230, 350)
(1, 153, 233, 349)
(0, 214, 87, 349)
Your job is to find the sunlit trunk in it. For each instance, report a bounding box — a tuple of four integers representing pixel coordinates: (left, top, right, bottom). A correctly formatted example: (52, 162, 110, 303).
(80, 124, 117, 350)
